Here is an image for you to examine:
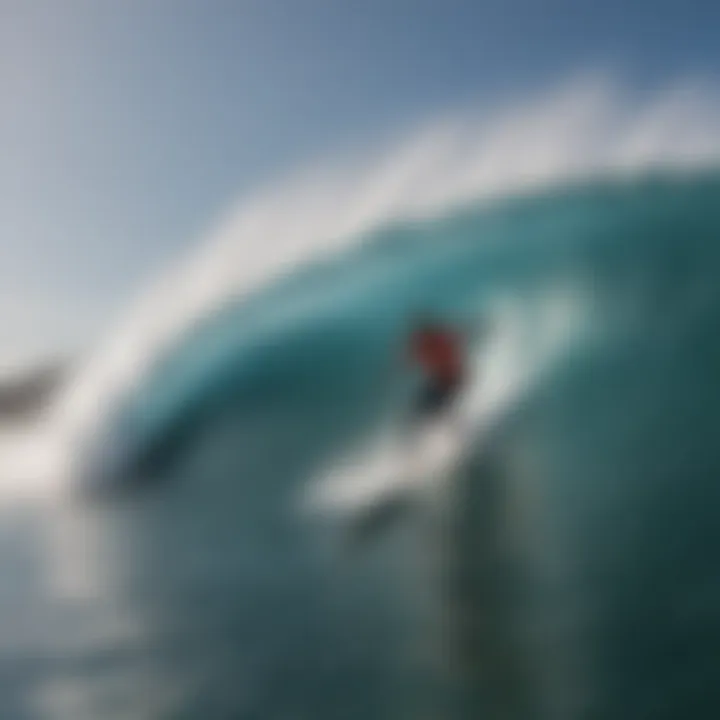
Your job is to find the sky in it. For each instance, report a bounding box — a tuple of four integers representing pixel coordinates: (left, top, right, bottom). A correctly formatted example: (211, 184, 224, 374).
(1, 0, 719, 368)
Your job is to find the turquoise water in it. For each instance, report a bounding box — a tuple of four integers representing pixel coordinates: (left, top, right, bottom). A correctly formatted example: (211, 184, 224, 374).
(4, 172, 720, 718)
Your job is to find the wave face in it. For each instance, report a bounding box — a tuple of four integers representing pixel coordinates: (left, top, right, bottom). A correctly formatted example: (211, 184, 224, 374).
(59, 171, 720, 718)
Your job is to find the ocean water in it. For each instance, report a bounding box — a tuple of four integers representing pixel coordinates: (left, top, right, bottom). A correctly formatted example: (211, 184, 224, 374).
(2, 163, 720, 717)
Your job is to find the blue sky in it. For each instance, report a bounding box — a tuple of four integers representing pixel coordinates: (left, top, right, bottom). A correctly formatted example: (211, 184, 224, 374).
(1, 0, 719, 364)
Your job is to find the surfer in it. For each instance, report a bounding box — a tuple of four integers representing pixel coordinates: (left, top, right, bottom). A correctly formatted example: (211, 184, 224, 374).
(406, 314, 468, 427)
(344, 315, 473, 545)
(342, 314, 485, 547)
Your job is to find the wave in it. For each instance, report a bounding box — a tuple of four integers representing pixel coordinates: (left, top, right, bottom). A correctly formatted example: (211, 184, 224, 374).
(1, 74, 720, 495)
(3, 76, 720, 716)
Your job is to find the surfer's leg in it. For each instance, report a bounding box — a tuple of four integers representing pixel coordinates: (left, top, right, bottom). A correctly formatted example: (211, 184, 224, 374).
(435, 379, 467, 440)
(407, 380, 434, 433)
(407, 379, 458, 441)
(428, 378, 459, 418)
(400, 382, 436, 477)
